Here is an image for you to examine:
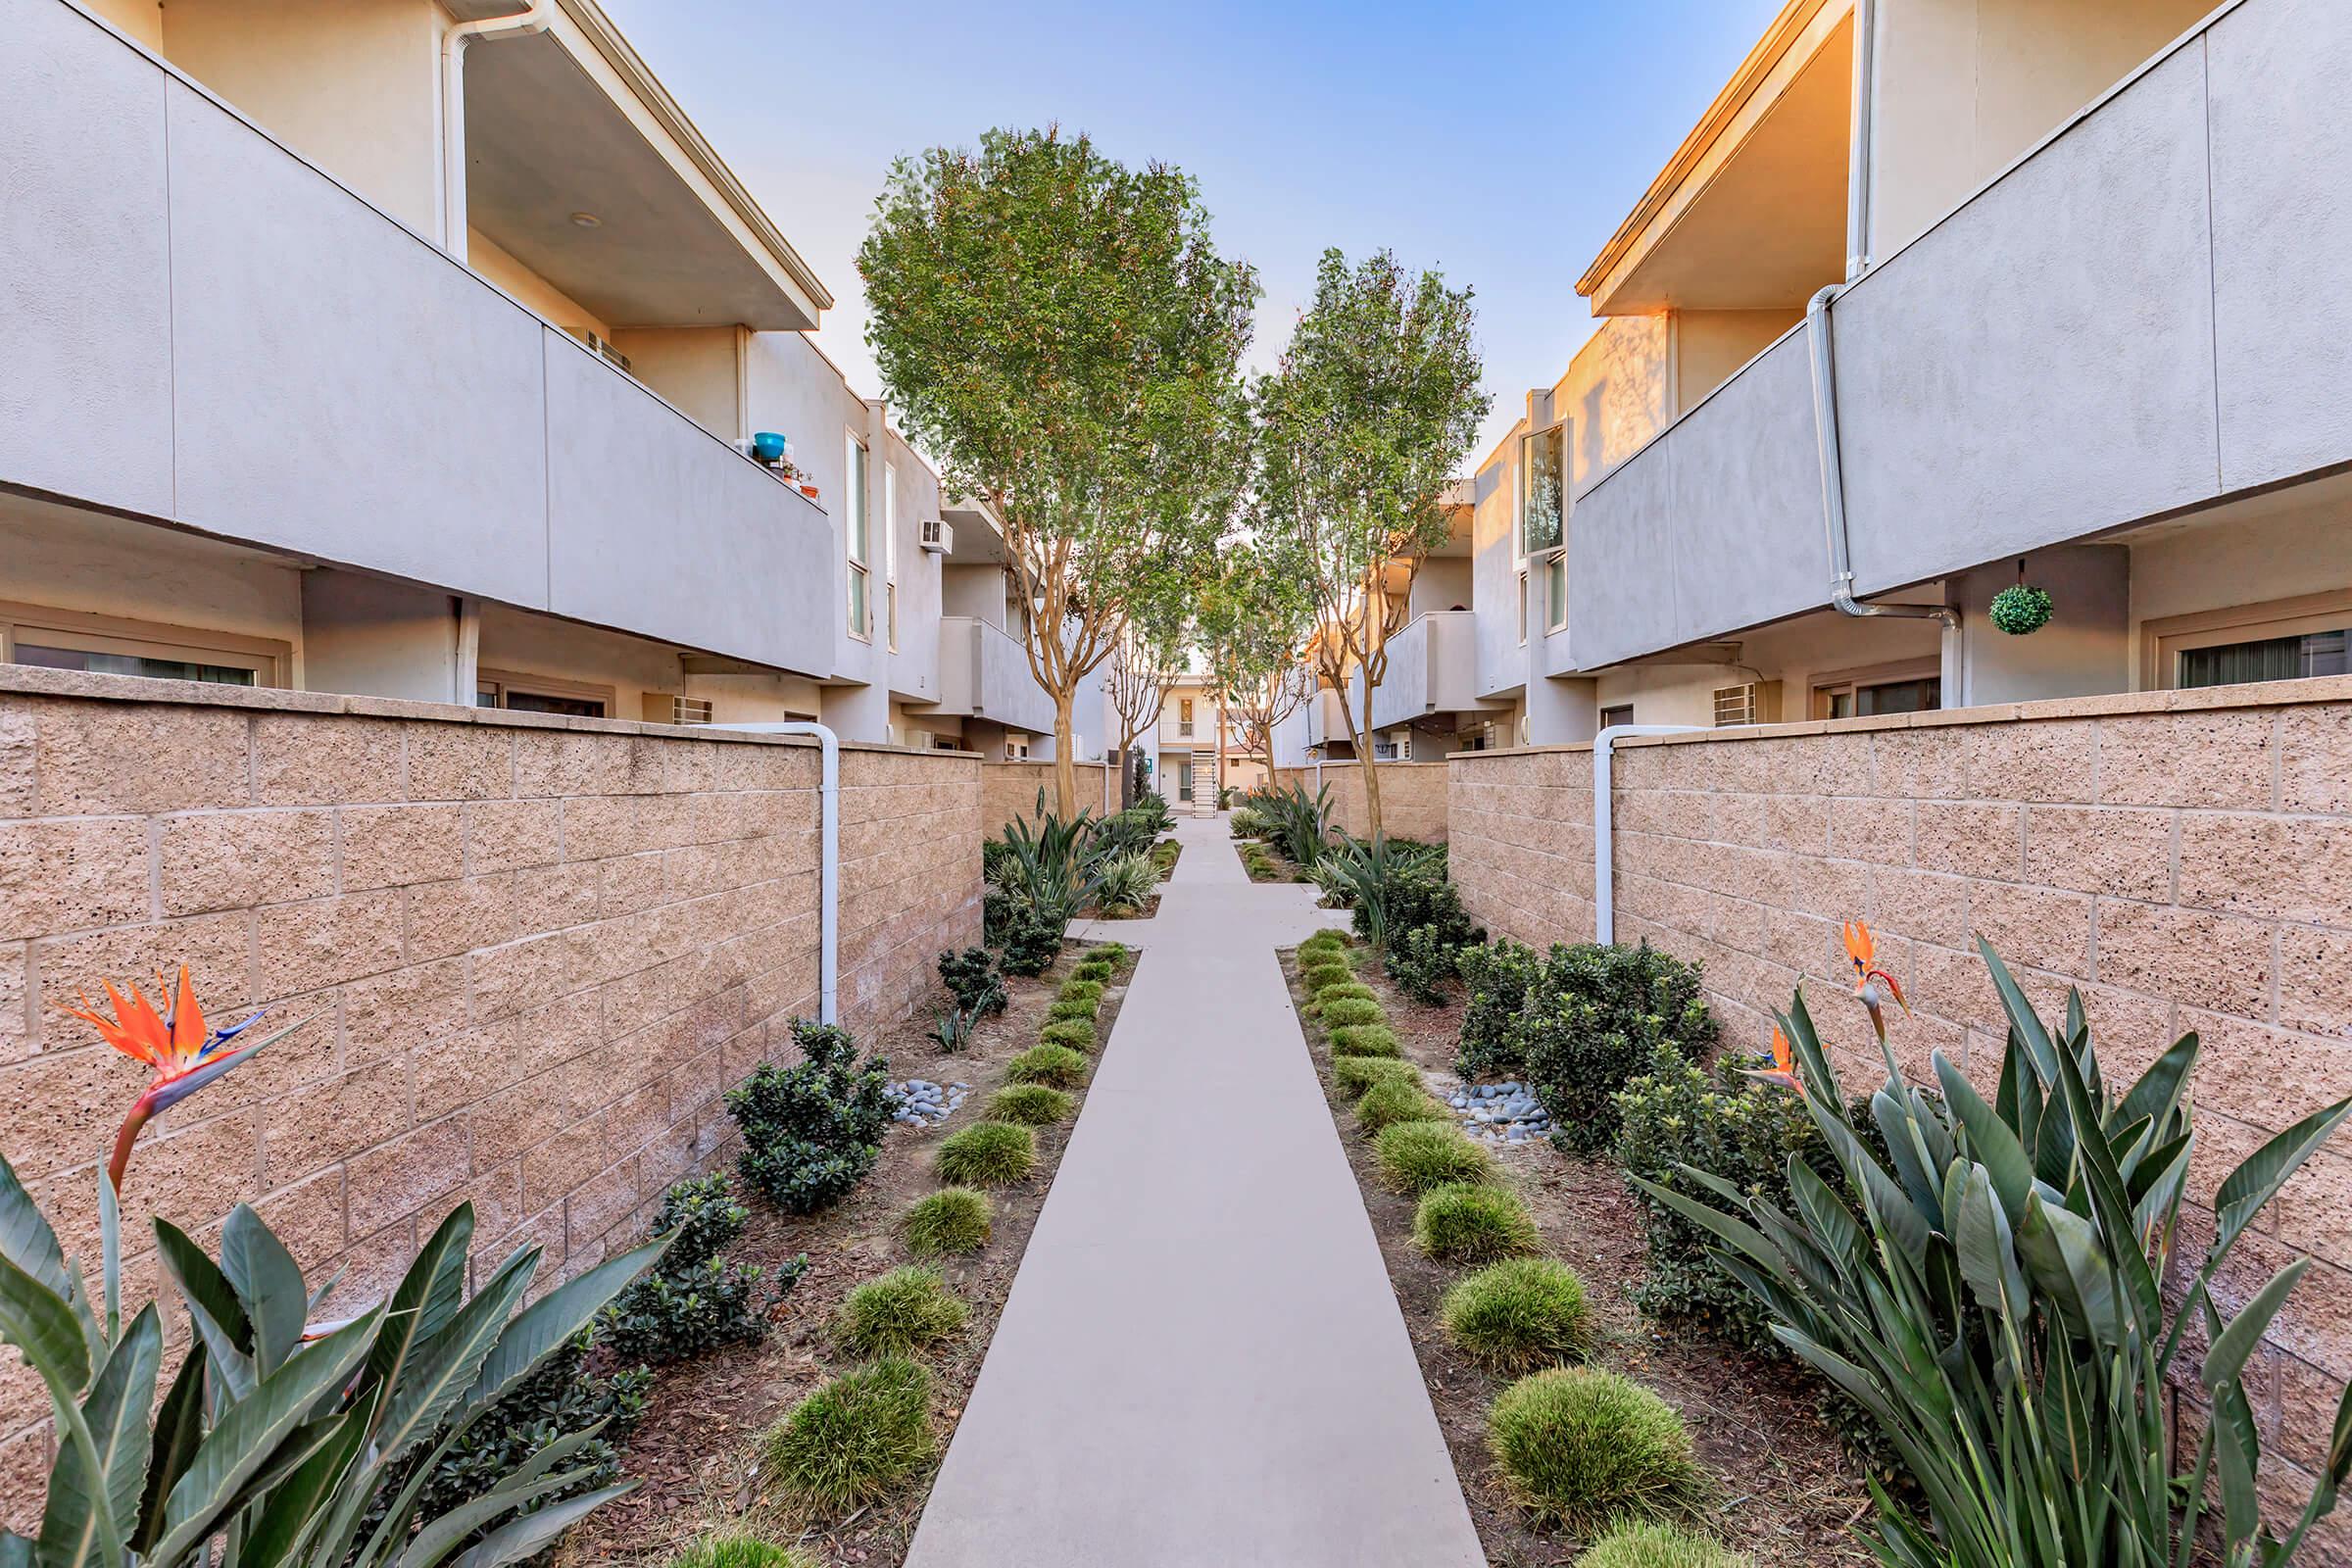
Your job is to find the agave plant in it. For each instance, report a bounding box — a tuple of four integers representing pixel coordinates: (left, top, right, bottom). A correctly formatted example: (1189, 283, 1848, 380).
(2, 968, 668, 1568)
(1093, 851, 1158, 915)
(995, 791, 1105, 929)
(1246, 781, 1332, 871)
(1312, 832, 1440, 951)
(1637, 930, 2352, 1567)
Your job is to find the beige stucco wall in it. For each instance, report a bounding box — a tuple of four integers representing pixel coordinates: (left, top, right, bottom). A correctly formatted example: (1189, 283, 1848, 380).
(1273, 761, 1451, 843)
(980, 760, 1114, 836)
(1448, 677, 2352, 1542)
(0, 667, 979, 1517)
(612, 326, 745, 443)
(1673, 308, 1801, 414)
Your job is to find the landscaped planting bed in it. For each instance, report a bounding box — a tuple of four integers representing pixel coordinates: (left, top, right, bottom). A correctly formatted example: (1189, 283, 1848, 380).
(559, 942, 1138, 1568)
(1283, 938, 1873, 1567)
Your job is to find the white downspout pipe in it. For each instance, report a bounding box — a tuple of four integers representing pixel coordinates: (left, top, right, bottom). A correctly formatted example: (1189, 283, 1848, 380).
(1806, 284, 1959, 634)
(1592, 724, 1702, 946)
(1845, 0, 1878, 281)
(713, 722, 839, 1024)
(439, 1, 554, 258)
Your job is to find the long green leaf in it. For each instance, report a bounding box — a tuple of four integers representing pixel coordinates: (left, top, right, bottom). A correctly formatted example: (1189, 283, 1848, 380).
(147, 1309, 380, 1568)
(0, 1153, 70, 1299)
(0, 1250, 92, 1395)
(1936, 1051, 2036, 1222)
(459, 1238, 667, 1416)
(445, 1484, 634, 1568)
(2203, 1259, 2310, 1396)
(393, 1421, 613, 1568)
(2210, 1097, 2352, 1263)
(132, 1347, 208, 1554)
(237, 1392, 376, 1568)
(220, 1206, 308, 1379)
(96, 1175, 121, 1346)
(365, 1206, 473, 1408)
(1978, 938, 2059, 1083)
(372, 1250, 537, 1467)
(36, 1303, 160, 1568)
(155, 1219, 255, 1399)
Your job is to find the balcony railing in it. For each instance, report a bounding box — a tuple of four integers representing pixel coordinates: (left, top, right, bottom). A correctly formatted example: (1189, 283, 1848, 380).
(1562, 0, 2347, 671)
(1368, 611, 1482, 733)
(935, 616, 1056, 737)
(2, 0, 837, 680)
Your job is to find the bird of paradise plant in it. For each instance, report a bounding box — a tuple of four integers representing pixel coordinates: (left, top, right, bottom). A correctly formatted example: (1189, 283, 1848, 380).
(1740, 1022, 1802, 1092)
(1634, 931, 2352, 1566)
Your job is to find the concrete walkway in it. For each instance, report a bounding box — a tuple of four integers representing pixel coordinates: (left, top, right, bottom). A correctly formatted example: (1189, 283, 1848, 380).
(905, 814, 1485, 1568)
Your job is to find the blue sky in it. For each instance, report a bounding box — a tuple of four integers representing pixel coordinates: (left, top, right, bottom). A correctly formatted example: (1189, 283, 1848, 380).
(600, 0, 1788, 466)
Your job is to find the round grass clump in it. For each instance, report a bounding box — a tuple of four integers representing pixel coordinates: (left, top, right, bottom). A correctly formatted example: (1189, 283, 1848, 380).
(1333, 1054, 1422, 1097)
(837, 1265, 967, 1357)
(1004, 1043, 1089, 1088)
(1375, 1120, 1495, 1195)
(1089, 942, 1128, 962)
(664, 1533, 818, 1568)
(1312, 970, 1370, 996)
(762, 1355, 935, 1514)
(1576, 1521, 1750, 1568)
(1442, 1257, 1594, 1372)
(1039, 1018, 1097, 1053)
(1487, 1367, 1708, 1532)
(935, 1121, 1036, 1186)
(901, 1188, 992, 1255)
(986, 1083, 1073, 1124)
(1321, 998, 1386, 1030)
(1300, 960, 1352, 993)
(1329, 1024, 1403, 1058)
(1309, 983, 1378, 1016)
(1045, 997, 1098, 1025)
(1414, 1182, 1542, 1263)
(1299, 930, 1347, 956)
(1355, 1080, 1447, 1136)
(1057, 978, 1103, 1006)
(1071, 959, 1115, 984)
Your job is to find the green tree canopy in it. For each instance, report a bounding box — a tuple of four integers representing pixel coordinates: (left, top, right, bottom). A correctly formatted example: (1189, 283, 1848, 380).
(858, 126, 1256, 815)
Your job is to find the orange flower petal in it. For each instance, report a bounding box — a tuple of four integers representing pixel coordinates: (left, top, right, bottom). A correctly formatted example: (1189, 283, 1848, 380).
(168, 964, 206, 1060)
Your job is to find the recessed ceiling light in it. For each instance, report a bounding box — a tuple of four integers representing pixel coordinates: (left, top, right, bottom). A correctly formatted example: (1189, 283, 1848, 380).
(569, 211, 602, 228)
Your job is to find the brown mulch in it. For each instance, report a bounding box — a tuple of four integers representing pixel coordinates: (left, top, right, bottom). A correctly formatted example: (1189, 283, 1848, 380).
(1288, 944, 1877, 1568)
(557, 946, 1134, 1568)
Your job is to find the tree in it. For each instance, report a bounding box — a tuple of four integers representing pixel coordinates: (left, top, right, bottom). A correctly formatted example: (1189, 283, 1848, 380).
(1105, 613, 1190, 806)
(1200, 543, 1316, 778)
(858, 126, 1256, 817)
(1252, 249, 1490, 838)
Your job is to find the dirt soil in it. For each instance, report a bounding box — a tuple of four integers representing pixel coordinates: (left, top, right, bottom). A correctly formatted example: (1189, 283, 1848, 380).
(559, 944, 1134, 1568)
(1287, 943, 1877, 1568)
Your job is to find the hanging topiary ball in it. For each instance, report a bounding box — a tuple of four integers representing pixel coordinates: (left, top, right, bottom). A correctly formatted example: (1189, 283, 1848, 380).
(1988, 582, 2053, 636)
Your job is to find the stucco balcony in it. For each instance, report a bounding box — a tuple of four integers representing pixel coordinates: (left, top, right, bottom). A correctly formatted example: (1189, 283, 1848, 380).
(933, 616, 1056, 737)
(1368, 611, 1483, 732)
(1, 0, 837, 680)
(1563, 0, 2352, 671)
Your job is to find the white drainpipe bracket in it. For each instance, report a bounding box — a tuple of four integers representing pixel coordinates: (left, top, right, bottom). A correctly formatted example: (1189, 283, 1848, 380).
(713, 722, 839, 1024)
(439, 2, 555, 257)
(1592, 724, 1704, 946)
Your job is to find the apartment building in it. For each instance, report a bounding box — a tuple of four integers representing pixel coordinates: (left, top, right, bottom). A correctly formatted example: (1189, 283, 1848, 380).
(1462, 0, 2349, 742)
(1, 0, 1072, 760)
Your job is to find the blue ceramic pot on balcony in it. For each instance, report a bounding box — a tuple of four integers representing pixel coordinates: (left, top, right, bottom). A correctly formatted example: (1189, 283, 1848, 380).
(751, 431, 788, 465)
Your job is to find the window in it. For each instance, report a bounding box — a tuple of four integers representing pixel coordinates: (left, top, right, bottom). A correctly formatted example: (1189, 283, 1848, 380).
(1005, 738, 1030, 760)
(846, 435, 871, 640)
(476, 668, 612, 718)
(2146, 591, 2352, 691)
(2, 601, 288, 687)
(1178, 697, 1195, 738)
(1544, 556, 1567, 633)
(883, 462, 900, 652)
(1600, 704, 1635, 728)
(1516, 569, 1529, 645)
(1518, 422, 1564, 556)
(1811, 662, 1941, 720)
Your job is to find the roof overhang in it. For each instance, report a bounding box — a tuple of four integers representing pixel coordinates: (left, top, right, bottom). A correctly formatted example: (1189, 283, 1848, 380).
(463, 0, 830, 330)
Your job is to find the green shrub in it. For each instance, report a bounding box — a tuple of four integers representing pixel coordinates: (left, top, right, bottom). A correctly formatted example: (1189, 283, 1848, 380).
(1576, 1521, 1749, 1568)
(937, 947, 1008, 1016)
(1005, 1042, 1089, 1088)
(901, 1188, 993, 1255)
(1454, 938, 1546, 1076)
(1046, 997, 1098, 1025)
(1090, 941, 1128, 960)
(1355, 1079, 1446, 1136)
(763, 1356, 935, 1514)
(1522, 942, 1716, 1154)
(1375, 1120, 1494, 1195)
(1308, 982, 1377, 1014)
(1414, 1182, 1541, 1263)
(1040, 1018, 1098, 1053)
(1333, 1054, 1422, 1097)
(1300, 960, 1352, 993)
(1072, 958, 1115, 983)
(935, 1120, 1036, 1185)
(1380, 869, 1483, 1004)
(1487, 1367, 1707, 1532)
(987, 1083, 1073, 1124)
(1321, 997, 1386, 1030)
(599, 1174, 805, 1364)
(1386, 923, 1460, 1006)
(1441, 1257, 1593, 1372)
(1058, 978, 1104, 1006)
(838, 1265, 967, 1357)
(1614, 1046, 1828, 1351)
(665, 1535, 819, 1568)
(1329, 1024, 1402, 1058)
(1299, 928, 1346, 952)
(998, 910, 1063, 976)
(728, 1018, 893, 1213)
(1093, 850, 1158, 914)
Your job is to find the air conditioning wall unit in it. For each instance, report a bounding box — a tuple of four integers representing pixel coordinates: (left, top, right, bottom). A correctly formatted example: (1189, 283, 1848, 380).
(918, 518, 952, 554)
(1711, 680, 1782, 728)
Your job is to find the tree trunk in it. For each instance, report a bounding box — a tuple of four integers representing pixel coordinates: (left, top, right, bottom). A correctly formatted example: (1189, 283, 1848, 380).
(1052, 687, 1079, 820)
(1354, 680, 1384, 841)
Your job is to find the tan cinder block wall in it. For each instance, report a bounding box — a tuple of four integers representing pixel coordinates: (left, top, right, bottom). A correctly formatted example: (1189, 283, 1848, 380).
(0, 668, 979, 1518)
(1448, 678, 2352, 1543)
(980, 760, 1111, 835)
(1270, 761, 1451, 842)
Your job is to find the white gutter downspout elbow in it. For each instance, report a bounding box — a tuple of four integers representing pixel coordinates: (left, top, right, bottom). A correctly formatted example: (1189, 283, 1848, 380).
(439, 1, 554, 258)
(1592, 724, 1702, 946)
(714, 722, 840, 1024)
